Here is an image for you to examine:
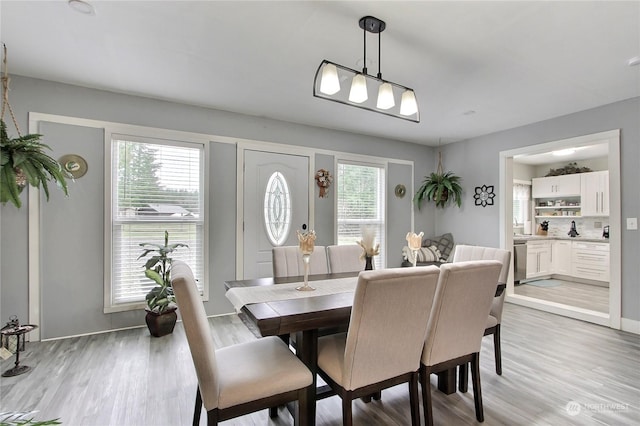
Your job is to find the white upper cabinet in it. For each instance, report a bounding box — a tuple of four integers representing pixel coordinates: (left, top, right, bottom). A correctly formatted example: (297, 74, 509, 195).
(532, 174, 581, 198)
(580, 171, 609, 216)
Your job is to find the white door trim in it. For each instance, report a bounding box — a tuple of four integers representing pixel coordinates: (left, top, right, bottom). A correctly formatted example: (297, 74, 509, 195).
(500, 129, 621, 329)
(235, 142, 316, 280)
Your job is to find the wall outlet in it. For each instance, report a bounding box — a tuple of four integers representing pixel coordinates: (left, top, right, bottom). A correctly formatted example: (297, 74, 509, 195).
(627, 217, 638, 230)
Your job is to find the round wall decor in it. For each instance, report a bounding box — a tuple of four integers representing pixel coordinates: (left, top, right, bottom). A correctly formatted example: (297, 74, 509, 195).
(394, 184, 406, 198)
(59, 154, 88, 179)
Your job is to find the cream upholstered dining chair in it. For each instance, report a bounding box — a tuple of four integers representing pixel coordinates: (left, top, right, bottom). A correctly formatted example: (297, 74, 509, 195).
(171, 261, 313, 425)
(420, 260, 503, 425)
(316, 266, 441, 426)
(326, 244, 365, 273)
(452, 244, 511, 376)
(272, 245, 329, 277)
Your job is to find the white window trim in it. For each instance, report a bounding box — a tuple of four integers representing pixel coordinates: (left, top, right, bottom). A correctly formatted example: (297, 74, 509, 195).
(103, 129, 210, 313)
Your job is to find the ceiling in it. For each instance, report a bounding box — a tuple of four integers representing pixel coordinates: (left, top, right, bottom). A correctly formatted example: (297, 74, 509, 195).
(1, 1, 638, 146)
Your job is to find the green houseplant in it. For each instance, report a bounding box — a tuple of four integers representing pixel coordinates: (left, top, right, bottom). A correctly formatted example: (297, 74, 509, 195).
(414, 152, 463, 209)
(0, 119, 69, 208)
(138, 230, 188, 337)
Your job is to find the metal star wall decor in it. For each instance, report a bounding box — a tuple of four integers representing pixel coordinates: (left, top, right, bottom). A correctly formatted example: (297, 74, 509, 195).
(474, 185, 495, 207)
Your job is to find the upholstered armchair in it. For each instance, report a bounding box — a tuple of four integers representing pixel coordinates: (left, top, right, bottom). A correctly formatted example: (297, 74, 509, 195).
(171, 261, 313, 425)
(452, 244, 511, 376)
(420, 260, 503, 425)
(327, 244, 365, 273)
(316, 266, 441, 426)
(272, 245, 329, 277)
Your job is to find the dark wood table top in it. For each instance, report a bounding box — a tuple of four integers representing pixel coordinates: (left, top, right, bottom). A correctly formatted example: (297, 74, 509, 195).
(224, 273, 505, 338)
(225, 273, 358, 336)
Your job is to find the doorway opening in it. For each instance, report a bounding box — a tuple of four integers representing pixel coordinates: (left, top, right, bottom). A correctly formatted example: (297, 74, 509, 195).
(500, 130, 621, 329)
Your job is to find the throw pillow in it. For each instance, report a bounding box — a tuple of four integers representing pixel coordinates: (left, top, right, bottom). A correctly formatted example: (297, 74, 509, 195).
(415, 245, 442, 263)
(421, 233, 454, 262)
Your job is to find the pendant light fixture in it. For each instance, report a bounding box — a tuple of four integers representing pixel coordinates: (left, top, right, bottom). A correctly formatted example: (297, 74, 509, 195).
(313, 16, 419, 123)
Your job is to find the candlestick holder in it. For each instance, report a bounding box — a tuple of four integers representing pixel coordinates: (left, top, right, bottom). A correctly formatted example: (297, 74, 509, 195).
(296, 230, 316, 291)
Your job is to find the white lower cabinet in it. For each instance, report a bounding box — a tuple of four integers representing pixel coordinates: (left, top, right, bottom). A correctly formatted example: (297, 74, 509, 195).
(524, 239, 609, 282)
(572, 242, 610, 282)
(552, 240, 572, 275)
(526, 241, 552, 279)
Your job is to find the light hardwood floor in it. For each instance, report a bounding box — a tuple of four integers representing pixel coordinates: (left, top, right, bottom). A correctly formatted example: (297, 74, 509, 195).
(515, 279, 609, 313)
(1, 304, 638, 425)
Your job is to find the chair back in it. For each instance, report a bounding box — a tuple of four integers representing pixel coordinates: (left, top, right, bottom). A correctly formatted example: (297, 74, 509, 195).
(272, 245, 328, 277)
(342, 266, 441, 390)
(422, 260, 502, 367)
(452, 245, 511, 322)
(171, 260, 219, 410)
(327, 244, 365, 273)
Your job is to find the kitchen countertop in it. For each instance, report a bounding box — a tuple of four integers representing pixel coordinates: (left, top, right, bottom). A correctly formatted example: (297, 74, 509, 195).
(513, 235, 609, 243)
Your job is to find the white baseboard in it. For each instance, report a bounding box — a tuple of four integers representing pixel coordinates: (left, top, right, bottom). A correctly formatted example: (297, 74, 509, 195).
(621, 317, 640, 335)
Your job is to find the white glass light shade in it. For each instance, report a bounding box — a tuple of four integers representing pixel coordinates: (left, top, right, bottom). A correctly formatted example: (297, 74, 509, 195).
(376, 82, 395, 110)
(348, 74, 368, 103)
(319, 63, 340, 95)
(400, 90, 418, 116)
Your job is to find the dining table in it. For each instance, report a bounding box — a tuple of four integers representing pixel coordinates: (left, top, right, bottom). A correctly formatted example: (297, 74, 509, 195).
(224, 272, 506, 426)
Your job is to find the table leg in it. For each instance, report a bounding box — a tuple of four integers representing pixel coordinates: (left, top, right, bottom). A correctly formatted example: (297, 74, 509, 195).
(436, 368, 457, 395)
(295, 329, 318, 426)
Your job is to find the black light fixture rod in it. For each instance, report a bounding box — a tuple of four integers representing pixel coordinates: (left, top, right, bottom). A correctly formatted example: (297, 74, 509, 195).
(362, 23, 367, 75)
(377, 31, 382, 79)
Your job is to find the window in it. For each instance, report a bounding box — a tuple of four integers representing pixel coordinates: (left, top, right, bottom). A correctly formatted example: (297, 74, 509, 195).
(513, 182, 531, 227)
(264, 171, 292, 246)
(106, 134, 206, 312)
(336, 161, 386, 268)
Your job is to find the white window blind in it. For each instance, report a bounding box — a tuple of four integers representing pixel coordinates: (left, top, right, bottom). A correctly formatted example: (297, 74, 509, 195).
(107, 135, 205, 311)
(336, 161, 386, 268)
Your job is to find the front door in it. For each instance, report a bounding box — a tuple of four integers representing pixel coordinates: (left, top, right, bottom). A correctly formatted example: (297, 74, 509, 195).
(243, 150, 310, 278)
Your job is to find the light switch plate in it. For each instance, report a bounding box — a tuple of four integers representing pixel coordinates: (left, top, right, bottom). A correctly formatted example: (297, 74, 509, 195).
(627, 217, 638, 230)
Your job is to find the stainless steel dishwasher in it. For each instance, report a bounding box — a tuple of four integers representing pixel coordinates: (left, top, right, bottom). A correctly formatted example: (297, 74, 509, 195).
(514, 240, 527, 283)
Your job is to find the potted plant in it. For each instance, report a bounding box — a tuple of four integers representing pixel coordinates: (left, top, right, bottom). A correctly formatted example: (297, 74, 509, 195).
(414, 151, 463, 209)
(138, 230, 188, 337)
(0, 120, 70, 208)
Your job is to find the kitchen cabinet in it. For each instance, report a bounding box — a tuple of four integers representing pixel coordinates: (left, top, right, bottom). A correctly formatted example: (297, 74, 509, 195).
(532, 174, 581, 198)
(552, 240, 572, 275)
(580, 171, 609, 216)
(526, 241, 552, 279)
(572, 241, 609, 282)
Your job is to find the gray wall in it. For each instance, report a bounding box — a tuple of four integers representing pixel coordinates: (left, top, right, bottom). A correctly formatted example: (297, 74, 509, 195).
(2, 75, 636, 336)
(0, 76, 434, 338)
(437, 97, 640, 321)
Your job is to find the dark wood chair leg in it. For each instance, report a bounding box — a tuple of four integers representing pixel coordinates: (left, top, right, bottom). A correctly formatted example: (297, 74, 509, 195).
(206, 408, 218, 426)
(342, 394, 353, 426)
(420, 365, 434, 426)
(373, 390, 382, 400)
(409, 372, 420, 426)
(269, 406, 278, 418)
(493, 325, 502, 375)
(471, 353, 484, 422)
(193, 387, 202, 426)
(458, 362, 468, 393)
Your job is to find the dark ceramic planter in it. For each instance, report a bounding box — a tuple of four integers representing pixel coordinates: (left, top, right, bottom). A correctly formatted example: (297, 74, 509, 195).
(145, 307, 177, 337)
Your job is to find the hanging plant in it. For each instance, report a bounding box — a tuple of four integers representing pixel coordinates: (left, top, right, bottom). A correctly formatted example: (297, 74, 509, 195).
(0, 44, 70, 208)
(414, 151, 463, 209)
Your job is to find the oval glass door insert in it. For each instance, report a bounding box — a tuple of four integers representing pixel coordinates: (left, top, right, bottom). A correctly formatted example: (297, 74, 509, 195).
(264, 171, 292, 246)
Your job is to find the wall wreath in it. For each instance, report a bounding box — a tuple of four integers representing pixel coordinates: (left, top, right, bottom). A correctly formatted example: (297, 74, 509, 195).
(315, 168, 333, 198)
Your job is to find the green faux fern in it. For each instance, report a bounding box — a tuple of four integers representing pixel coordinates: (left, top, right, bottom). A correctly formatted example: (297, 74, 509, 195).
(0, 119, 70, 208)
